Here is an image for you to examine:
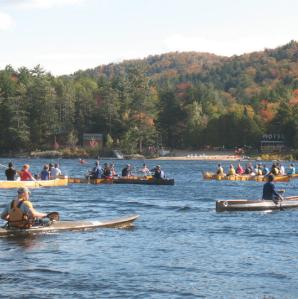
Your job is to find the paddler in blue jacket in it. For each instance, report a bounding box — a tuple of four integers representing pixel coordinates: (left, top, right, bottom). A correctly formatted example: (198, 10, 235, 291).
(262, 174, 283, 203)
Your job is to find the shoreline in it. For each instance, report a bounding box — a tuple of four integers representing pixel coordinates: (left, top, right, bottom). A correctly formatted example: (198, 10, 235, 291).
(152, 155, 243, 161)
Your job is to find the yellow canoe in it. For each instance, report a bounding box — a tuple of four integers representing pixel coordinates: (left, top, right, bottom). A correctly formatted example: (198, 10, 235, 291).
(0, 178, 68, 189)
(202, 172, 290, 182)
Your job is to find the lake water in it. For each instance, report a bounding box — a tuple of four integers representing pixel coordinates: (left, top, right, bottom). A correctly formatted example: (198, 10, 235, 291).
(0, 158, 297, 298)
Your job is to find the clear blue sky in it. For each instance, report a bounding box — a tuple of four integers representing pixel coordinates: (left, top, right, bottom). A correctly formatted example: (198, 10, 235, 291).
(0, 0, 297, 75)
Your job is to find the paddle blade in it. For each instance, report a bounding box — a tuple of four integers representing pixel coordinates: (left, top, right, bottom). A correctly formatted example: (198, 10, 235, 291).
(46, 212, 60, 221)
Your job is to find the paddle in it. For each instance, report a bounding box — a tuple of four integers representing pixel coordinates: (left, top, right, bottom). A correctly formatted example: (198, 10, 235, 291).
(0, 163, 8, 169)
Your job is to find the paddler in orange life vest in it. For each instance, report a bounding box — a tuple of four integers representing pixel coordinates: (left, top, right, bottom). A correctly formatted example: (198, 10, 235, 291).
(19, 164, 35, 181)
(1, 187, 48, 228)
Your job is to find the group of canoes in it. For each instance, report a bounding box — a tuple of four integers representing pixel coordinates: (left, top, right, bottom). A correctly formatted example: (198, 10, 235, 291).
(208, 162, 298, 211)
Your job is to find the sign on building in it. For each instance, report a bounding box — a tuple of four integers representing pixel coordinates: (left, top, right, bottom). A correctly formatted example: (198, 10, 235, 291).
(260, 133, 285, 152)
(83, 133, 103, 149)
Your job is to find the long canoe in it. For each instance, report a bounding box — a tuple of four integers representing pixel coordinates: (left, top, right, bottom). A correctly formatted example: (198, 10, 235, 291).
(202, 172, 290, 182)
(216, 196, 298, 212)
(0, 214, 139, 236)
(0, 178, 68, 189)
(68, 176, 175, 185)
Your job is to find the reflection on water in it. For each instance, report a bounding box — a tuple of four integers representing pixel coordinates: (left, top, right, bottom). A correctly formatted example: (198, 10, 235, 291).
(0, 158, 297, 298)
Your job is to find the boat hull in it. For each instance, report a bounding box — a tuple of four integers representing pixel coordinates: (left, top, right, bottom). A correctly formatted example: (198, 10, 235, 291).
(216, 196, 298, 212)
(203, 172, 290, 182)
(0, 178, 68, 189)
(0, 214, 139, 236)
(68, 177, 174, 185)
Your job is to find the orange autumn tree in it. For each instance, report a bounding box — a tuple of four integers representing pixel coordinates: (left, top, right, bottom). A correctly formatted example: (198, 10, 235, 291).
(259, 99, 279, 123)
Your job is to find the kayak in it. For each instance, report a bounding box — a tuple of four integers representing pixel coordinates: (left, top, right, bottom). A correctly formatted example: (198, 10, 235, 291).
(0, 214, 139, 236)
(0, 178, 69, 189)
(68, 176, 175, 185)
(216, 196, 298, 212)
(202, 172, 290, 182)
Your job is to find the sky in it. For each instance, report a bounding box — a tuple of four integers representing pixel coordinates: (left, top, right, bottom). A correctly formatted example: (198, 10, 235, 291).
(0, 0, 297, 75)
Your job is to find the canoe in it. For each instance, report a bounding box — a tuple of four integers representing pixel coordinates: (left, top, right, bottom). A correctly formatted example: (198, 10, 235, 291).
(202, 172, 290, 182)
(68, 177, 112, 184)
(68, 176, 175, 185)
(216, 196, 298, 212)
(112, 177, 175, 185)
(0, 178, 69, 189)
(0, 214, 139, 237)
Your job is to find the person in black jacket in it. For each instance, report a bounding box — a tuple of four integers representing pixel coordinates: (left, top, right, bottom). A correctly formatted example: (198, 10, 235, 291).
(262, 174, 283, 203)
(5, 162, 17, 181)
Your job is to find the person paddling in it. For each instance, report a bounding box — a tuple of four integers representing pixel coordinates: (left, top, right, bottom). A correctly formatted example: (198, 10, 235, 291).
(122, 164, 132, 177)
(19, 164, 35, 181)
(262, 174, 283, 204)
(1, 187, 49, 228)
(153, 165, 165, 179)
(5, 162, 17, 181)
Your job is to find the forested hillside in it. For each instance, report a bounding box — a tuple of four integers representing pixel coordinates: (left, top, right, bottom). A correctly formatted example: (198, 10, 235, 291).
(1, 41, 298, 155)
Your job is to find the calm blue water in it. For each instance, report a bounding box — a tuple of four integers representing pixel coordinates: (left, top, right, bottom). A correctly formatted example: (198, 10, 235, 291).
(0, 158, 297, 298)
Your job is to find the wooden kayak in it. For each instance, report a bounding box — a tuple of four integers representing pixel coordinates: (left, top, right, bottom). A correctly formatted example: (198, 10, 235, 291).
(68, 176, 175, 185)
(0, 214, 139, 237)
(216, 196, 298, 212)
(0, 178, 69, 189)
(202, 172, 290, 182)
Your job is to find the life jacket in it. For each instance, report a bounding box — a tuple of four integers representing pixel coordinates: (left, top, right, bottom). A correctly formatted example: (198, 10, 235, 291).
(19, 170, 32, 181)
(8, 200, 33, 228)
(228, 168, 236, 175)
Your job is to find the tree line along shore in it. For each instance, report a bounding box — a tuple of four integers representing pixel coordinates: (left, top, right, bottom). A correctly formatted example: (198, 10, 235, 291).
(1, 41, 298, 158)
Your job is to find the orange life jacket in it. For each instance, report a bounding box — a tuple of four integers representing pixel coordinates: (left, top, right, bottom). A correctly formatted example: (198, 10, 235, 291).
(8, 200, 33, 228)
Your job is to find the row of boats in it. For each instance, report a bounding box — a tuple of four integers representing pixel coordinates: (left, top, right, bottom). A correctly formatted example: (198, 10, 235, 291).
(0, 175, 174, 189)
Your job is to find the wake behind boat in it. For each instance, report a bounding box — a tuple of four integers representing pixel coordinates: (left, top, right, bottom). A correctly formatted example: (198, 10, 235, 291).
(0, 214, 139, 236)
(216, 196, 298, 212)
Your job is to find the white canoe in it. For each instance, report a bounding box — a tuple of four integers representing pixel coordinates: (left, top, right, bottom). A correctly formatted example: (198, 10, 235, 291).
(0, 214, 139, 236)
(216, 196, 298, 212)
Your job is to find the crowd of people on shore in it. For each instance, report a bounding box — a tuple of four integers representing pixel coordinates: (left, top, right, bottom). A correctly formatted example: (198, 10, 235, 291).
(216, 162, 296, 177)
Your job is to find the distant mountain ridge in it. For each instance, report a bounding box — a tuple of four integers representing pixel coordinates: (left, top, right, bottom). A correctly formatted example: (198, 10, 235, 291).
(75, 40, 298, 88)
